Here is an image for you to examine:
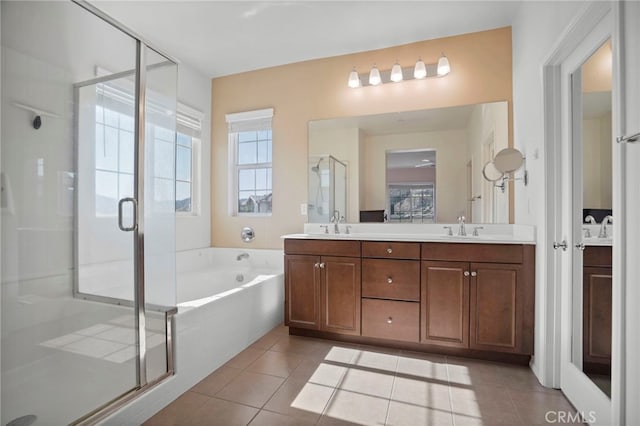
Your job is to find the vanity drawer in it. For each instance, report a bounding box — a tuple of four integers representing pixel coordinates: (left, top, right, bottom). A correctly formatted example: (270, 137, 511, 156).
(362, 299, 419, 342)
(284, 239, 361, 257)
(421, 243, 524, 264)
(362, 241, 420, 259)
(362, 259, 420, 301)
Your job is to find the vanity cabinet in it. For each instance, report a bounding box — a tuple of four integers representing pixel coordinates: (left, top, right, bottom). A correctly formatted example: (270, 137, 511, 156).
(421, 243, 533, 355)
(284, 237, 535, 362)
(361, 242, 420, 343)
(284, 240, 361, 336)
(421, 261, 469, 348)
(583, 246, 612, 373)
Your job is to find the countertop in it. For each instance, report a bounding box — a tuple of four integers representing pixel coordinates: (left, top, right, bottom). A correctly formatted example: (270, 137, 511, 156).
(282, 223, 537, 245)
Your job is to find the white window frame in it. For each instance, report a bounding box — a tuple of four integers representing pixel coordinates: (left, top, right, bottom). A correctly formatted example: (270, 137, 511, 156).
(226, 108, 274, 216)
(176, 102, 203, 216)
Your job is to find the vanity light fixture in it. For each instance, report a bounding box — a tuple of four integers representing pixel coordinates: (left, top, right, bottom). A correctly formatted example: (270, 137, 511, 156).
(390, 61, 403, 82)
(348, 54, 451, 88)
(348, 67, 361, 88)
(414, 58, 427, 79)
(368, 65, 382, 86)
(437, 53, 450, 76)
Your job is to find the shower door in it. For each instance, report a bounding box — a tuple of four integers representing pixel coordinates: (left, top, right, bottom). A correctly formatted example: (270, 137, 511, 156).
(1, 2, 176, 424)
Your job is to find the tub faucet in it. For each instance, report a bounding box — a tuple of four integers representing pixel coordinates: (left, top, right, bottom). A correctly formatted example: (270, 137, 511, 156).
(236, 252, 250, 261)
(599, 215, 613, 238)
(457, 216, 467, 236)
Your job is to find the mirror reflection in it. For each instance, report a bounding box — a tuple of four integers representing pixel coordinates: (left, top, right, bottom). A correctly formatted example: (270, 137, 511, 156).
(572, 38, 612, 398)
(308, 101, 511, 223)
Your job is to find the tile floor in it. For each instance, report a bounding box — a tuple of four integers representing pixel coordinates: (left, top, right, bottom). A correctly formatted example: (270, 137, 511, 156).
(145, 324, 581, 425)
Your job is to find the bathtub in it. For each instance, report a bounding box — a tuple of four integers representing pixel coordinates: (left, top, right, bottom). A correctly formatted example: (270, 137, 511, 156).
(103, 247, 284, 424)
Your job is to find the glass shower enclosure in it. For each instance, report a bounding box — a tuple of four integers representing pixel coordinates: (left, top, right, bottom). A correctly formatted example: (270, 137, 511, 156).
(1, 1, 177, 424)
(308, 155, 347, 223)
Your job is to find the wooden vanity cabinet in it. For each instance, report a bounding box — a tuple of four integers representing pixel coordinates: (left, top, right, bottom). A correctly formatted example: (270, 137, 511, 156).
(361, 242, 420, 343)
(583, 246, 612, 374)
(421, 261, 469, 348)
(284, 240, 361, 336)
(285, 238, 535, 361)
(421, 243, 534, 355)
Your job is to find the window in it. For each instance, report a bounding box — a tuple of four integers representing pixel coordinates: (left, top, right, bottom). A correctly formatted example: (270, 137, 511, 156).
(95, 84, 135, 216)
(388, 184, 435, 223)
(94, 79, 202, 216)
(226, 108, 274, 215)
(175, 104, 203, 214)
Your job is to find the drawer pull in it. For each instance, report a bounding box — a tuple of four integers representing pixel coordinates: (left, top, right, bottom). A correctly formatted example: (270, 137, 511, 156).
(464, 271, 470, 277)
(471, 271, 477, 277)
(386, 247, 393, 254)
(387, 277, 393, 284)
(387, 317, 393, 324)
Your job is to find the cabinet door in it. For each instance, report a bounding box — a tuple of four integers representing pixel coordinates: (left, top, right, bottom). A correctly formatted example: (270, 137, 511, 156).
(421, 261, 469, 348)
(469, 262, 522, 353)
(321, 256, 361, 335)
(583, 267, 612, 372)
(285, 255, 320, 330)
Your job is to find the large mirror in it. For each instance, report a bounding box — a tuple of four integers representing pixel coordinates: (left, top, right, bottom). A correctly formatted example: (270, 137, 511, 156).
(308, 101, 511, 223)
(571, 39, 612, 398)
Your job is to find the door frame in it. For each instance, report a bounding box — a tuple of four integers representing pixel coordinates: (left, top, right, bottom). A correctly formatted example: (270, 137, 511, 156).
(542, 2, 622, 424)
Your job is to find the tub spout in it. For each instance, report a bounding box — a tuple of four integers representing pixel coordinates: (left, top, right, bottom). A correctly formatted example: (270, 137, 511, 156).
(236, 252, 250, 261)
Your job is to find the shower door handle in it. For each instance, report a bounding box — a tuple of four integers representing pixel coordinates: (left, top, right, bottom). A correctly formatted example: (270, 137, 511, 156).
(118, 197, 138, 232)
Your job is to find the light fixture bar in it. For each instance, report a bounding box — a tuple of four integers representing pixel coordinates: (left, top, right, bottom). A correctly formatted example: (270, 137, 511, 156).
(354, 63, 440, 87)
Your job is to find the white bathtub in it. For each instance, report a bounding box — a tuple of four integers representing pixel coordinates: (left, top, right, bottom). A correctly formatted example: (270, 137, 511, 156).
(103, 247, 284, 424)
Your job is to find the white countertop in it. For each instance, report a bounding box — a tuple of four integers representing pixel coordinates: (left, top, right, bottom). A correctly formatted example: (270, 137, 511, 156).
(282, 223, 536, 245)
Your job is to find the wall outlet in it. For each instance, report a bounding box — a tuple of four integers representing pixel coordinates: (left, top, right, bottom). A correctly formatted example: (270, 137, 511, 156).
(300, 203, 308, 215)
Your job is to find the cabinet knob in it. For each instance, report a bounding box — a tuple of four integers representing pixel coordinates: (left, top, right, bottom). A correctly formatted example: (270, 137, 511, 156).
(387, 277, 393, 284)
(314, 262, 320, 269)
(387, 317, 393, 324)
(464, 271, 470, 277)
(319, 262, 325, 269)
(471, 271, 477, 277)
(386, 247, 393, 254)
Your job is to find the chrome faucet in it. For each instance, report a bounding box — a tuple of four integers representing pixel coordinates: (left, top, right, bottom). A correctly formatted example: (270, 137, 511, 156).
(236, 252, 250, 261)
(599, 215, 613, 238)
(457, 216, 467, 236)
(585, 215, 597, 225)
(330, 210, 341, 234)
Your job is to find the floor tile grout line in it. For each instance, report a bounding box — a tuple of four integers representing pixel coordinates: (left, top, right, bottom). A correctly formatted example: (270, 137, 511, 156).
(506, 383, 527, 426)
(445, 356, 458, 426)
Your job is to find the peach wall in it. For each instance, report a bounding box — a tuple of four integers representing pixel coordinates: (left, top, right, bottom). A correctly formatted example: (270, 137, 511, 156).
(211, 27, 513, 248)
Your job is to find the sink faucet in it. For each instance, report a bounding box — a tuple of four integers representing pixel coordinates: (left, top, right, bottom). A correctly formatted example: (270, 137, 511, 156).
(599, 215, 612, 238)
(457, 216, 466, 236)
(585, 215, 597, 225)
(331, 210, 341, 234)
(236, 252, 250, 261)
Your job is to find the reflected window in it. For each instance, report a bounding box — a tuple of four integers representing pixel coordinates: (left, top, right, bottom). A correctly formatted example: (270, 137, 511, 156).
(386, 149, 436, 223)
(388, 184, 435, 223)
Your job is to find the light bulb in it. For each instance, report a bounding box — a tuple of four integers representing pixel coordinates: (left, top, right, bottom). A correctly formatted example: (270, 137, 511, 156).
(368, 65, 381, 86)
(348, 68, 360, 88)
(437, 54, 450, 76)
(414, 58, 427, 79)
(390, 62, 403, 82)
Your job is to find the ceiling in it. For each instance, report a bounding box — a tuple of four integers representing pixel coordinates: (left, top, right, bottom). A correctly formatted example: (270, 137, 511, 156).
(91, 1, 522, 78)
